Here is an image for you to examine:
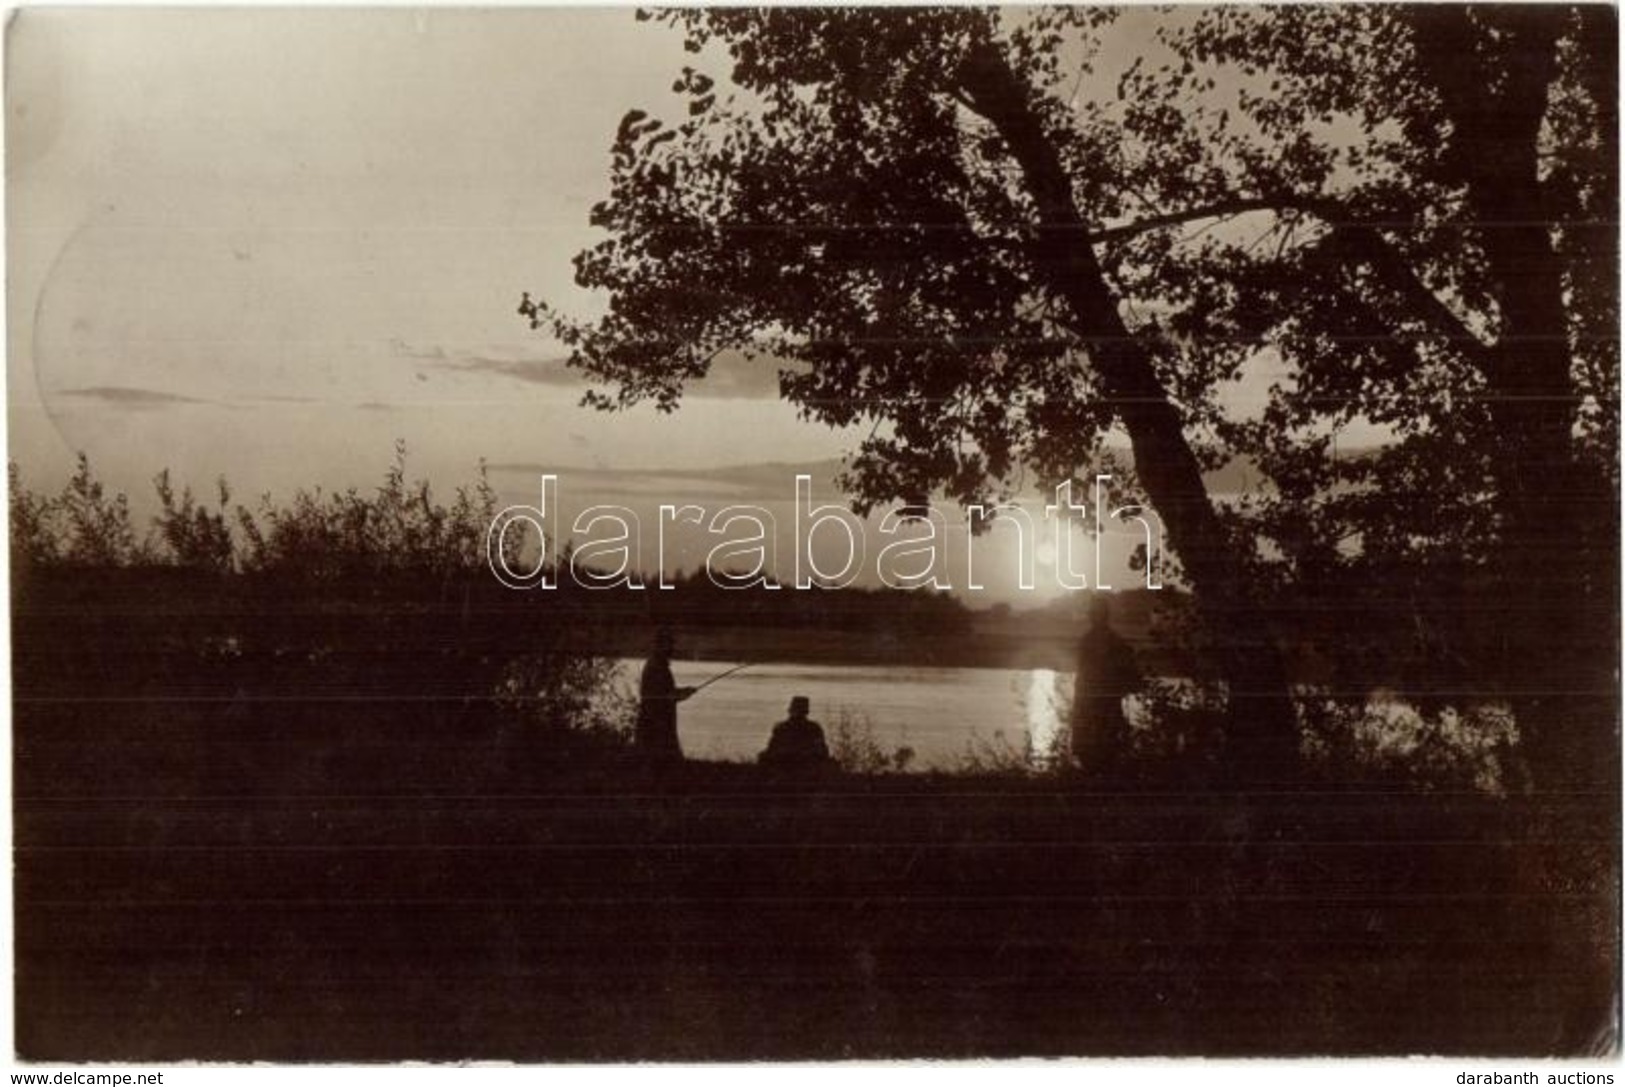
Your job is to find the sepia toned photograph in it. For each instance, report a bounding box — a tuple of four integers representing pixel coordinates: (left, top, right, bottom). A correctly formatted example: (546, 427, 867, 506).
(7, 4, 1620, 1063)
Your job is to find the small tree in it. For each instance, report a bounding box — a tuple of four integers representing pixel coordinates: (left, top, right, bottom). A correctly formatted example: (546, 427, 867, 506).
(9, 462, 60, 572)
(153, 470, 235, 574)
(58, 453, 145, 567)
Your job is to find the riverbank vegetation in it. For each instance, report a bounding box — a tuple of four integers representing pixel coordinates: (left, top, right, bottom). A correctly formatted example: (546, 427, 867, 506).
(13, 450, 1543, 789)
(11, 449, 1616, 1057)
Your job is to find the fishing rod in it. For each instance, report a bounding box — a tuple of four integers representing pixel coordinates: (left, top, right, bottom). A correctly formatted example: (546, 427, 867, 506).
(690, 662, 754, 695)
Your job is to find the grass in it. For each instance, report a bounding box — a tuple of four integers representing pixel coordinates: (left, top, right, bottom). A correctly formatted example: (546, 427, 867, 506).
(16, 714, 1617, 1059)
(827, 708, 916, 774)
(9, 542, 1616, 1059)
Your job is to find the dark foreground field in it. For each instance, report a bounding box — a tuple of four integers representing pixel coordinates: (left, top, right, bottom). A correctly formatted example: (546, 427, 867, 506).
(12, 574, 1619, 1059)
(15, 711, 1618, 1060)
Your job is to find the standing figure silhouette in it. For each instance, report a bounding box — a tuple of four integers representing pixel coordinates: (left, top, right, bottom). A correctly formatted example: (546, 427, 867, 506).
(638, 627, 695, 764)
(1070, 597, 1141, 769)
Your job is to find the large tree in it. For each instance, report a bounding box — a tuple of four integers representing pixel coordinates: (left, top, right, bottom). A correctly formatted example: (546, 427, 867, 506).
(525, 6, 1617, 788)
(1103, 5, 1618, 787)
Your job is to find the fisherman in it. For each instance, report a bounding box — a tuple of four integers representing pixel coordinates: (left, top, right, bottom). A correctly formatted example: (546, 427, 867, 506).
(758, 695, 834, 772)
(1070, 596, 1141, 769)
(638, 627, 695, 763)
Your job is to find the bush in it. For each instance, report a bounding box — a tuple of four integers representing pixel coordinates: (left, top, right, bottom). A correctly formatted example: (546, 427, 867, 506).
(1122, 678, 1229, 769)
(154, 470, 234, 574)
(9, 462, 57, 571)
(1297, 689, 1521, 795)
(11, 443, 504, 582)
(10, 455, 147, 570)
(495, 649, 633, 756)
(955, 728, 1044, 777)
(11, 448, 622, 761)
(827, 709, 914, 774)
(234, 440, 501, 581)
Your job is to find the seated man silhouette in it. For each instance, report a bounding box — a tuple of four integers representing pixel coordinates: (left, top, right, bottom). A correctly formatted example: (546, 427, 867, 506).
(758, 696, 834, 772)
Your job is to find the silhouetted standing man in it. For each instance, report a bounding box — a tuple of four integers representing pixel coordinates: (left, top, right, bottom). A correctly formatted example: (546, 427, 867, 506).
(1071, 597, 1140, 769)
(639, 628, 695, 764)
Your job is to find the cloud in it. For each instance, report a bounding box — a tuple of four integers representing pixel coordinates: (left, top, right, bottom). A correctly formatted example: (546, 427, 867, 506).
(485, 458, 846, 505)
(450, 354, 582, 387)
(637, 348, 804, 400)
(392, 338, 797, 400)
(390, 338, 449, 363)
(55, 385, 215, 409)
(391, 337, 581, 388)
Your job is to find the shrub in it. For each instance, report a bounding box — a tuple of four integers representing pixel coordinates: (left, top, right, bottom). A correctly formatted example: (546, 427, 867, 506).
(9, 462, 58, 571)
(154, 470, 234, 574)
(1123, 678, 1229, 768)
(1297, 689, 1521, 795)
(955, 728, 1041, 777)
(10, 448, 621, 759)
(234, 441, 501, 581)
(828, 709, 914, 774)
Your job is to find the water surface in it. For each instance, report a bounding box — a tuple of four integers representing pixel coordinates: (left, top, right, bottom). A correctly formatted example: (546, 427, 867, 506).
(618, 658, 1069, 769)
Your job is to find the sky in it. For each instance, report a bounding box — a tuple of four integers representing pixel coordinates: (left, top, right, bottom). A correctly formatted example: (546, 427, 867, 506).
(6, 8, 1227, 602)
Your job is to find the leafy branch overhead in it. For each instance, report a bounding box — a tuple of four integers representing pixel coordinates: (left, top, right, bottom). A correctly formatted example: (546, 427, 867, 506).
(521, 6, 1617, 785)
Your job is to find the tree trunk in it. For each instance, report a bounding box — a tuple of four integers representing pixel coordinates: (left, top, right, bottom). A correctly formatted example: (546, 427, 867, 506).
(956, 41, 1302, 784)
(1413, 8, 1615, 792)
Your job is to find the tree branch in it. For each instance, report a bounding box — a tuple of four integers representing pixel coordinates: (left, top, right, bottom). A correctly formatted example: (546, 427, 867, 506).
(1316, 223, 1494, 362)
(1087, 195, 1322, 246)
(1091, 189, 1495, 369)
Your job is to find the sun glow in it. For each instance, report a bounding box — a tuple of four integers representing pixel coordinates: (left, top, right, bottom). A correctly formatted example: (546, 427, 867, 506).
(1026, 668, 1062, 764)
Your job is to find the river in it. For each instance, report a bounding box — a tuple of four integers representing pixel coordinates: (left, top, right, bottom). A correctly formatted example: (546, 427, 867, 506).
(616, 657, 1085, 769)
